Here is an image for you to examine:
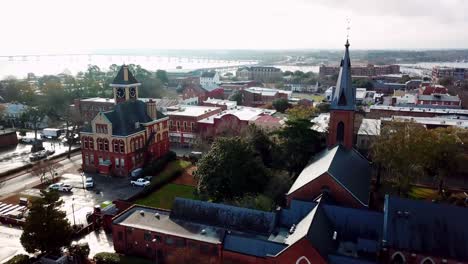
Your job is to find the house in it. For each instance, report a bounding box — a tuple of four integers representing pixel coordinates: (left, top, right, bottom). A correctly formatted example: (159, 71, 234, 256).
(356, 119, 381, 152)
(180, 83, 208, 105)
(199, 71, 220, 91)
(80, 65, 170, 177)
(166, 105, 222, 147)
(0, 102, 28, 125)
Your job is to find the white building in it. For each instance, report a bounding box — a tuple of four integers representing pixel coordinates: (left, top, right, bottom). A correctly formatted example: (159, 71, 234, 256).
(325, 87, 334, 101)
(199, 71, 220, 91)
(203, 98, 237, 110)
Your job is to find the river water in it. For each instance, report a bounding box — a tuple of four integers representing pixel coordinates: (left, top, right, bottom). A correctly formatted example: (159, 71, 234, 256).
(0, 55, 257, 79)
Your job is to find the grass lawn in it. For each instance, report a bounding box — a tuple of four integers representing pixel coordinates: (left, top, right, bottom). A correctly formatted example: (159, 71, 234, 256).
(135, 183, 196, 209)
(408, 187, 438, 200)
(293, 92, 325, 102)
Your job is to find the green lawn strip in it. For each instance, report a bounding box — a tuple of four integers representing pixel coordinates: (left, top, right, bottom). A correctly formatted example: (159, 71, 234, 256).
(135, 183, 195, 209)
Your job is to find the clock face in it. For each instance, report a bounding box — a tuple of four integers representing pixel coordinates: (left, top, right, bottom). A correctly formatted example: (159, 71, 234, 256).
(129, 87, 136, 98)
(116, 88, 125, 98)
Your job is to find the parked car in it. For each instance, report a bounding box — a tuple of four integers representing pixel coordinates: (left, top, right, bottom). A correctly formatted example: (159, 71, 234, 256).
(130, 178, 150, 187)
(131, 168, 143, 178)
(85, 177, 94, 188)
(29, 151, 47, 162)
(48, 183, 73, 192)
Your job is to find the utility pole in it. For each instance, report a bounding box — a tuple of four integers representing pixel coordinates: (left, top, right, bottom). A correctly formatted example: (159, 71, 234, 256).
(72, 197, 76, 226)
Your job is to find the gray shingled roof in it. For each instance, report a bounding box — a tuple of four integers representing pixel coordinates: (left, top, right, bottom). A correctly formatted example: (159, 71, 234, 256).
(223, 234, 286, 257)
(287, 145, 371, 206)
(171, 198, 277, 235)
(201, 71, 216, 78)
(383, 195, 468, 261)
(112, 65, 139, 85)
(103, 100, 165, 136)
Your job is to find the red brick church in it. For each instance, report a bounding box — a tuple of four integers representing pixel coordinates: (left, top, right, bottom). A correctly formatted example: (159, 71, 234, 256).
(80, 65, 170, 176)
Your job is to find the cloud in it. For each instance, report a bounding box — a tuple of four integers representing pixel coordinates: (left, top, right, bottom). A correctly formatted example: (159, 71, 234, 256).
(314, 0, 468, 23)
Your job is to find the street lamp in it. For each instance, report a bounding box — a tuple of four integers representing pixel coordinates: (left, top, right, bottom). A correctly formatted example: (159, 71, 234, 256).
(71, 197, 76, 226)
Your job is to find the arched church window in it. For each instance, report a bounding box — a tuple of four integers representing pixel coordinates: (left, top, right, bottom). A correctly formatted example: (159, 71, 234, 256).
(336, 121, 345, 143)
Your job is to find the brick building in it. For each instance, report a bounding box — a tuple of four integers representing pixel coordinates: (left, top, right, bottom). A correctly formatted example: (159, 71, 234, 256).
(432, 66, 468, 82)
(0, 129, 18, 148)
(367, 105, 468, 119)
(415, 94, 461, 108)
(80, 65, 170, 177)
(166, 105, 222, 146)
(73, 98, 115, 124)
(242, 87, 291, 107)
(197, 106, 276, 139)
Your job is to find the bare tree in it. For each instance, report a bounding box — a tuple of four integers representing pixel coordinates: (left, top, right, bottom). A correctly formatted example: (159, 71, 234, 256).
(63, 108, 83, 159)
(31, 159, 60, 183)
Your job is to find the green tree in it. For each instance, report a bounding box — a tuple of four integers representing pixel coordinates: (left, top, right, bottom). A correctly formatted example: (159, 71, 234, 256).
(20, 107, 46, 141)
(156, 69, 169, 83)
(272, 98, 290, 113)
(93, 252, 120, 264)
(5, 254, 30, 264)
(275, 119, 322, 177)
(439, 77, 453, 86)
(286, 105, 316, 120)
(69, 243, 90, 263)
(352, 79, 374, 89)
(20, 190, 73, 255)
(228, 90, 243, 105)
(195, 137, 269, 201)
(245, 125, 277, 167)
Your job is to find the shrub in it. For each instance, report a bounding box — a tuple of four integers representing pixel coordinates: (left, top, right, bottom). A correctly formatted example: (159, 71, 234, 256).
(69, 242, 90, 262)
(94, 252, 120, 264)
(6, 255, 30, 264)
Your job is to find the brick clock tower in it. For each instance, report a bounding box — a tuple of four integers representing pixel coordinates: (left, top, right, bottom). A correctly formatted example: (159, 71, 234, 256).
(110, 65, 141, 104)
(328, 40, 355, 150)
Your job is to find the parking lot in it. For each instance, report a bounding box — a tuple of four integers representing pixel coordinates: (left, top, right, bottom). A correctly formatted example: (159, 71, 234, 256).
(21, 172, 142, 225)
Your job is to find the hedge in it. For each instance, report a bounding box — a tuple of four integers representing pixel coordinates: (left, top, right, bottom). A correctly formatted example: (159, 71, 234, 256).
(5, 255, 30, 264)
(94, 252, 120, 264)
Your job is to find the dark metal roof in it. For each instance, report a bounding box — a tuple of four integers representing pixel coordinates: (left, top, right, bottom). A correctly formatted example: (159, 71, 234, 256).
(383, 195, 468, 261)
(331, 40, 355, 111)
(112, 65, 139, 85)
(322, 204, 383, 242)
(170, 198, 277, 235)
(201, 71, 216, 78)
(103, 100, 164, 136)
(223, 234, 286, 257)
(279, 200, 317, 227)
(288, 145, 371, 206)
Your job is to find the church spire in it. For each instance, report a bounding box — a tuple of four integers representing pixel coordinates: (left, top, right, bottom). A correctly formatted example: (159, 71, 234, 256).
(330, 39, 355, 111)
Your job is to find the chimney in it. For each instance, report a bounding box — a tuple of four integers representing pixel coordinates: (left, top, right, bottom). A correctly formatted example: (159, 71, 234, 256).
(146, 99, 157, 120)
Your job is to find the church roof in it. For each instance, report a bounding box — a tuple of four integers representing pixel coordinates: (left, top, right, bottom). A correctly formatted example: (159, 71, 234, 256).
(331, 40, 355, 111)
(287, 145, 371, 206)
(383, 195, 468, 260)
(112, 65, 140, 85)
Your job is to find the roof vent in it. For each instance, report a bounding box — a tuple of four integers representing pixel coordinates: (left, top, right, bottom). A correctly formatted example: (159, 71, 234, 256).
(135, 122, 140, 129)
(289, 224, 296, 234)
(333, 231, 338, 240)
(397, 211, 403, 217)
(140, 210, 145, 216)
(201, 229, 206, 235)
(404, 211, 410, 218)
(155, 213, 160, 219)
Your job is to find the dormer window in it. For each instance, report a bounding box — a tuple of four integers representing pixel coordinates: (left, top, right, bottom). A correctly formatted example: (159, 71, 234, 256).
(96, 124, 108, 134)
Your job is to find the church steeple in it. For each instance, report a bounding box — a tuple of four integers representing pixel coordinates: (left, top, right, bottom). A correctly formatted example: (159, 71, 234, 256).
(327, 39, 356, 150)
(331, 39, 355, 111)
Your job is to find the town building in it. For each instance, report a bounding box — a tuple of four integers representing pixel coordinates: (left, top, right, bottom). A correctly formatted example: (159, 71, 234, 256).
(166, 69, 199, 87)
(419, 84, 448, 95)
(248, 115, 285, 131)
(367, 105, 468, 119)
(381, 116, 468, 129)
(197, 106, 276, 138)
(432, 66, 468, 82)
(236, 66, 282, 82)
(0, 102, 28, 126)
(202, 98, 237, 110)
(0, 129, 18, 148)
(319, 64, 400, 78)
(219, 81, 261, 99)
(416, 94, 461, 108)
(405, 79, 423, 90)
(166, 105, 222, 147)
(199, 71, 220, 91)
(80, 65, 170, 177)
(242, 87, 292, 107)
(73, 98, 115, 124)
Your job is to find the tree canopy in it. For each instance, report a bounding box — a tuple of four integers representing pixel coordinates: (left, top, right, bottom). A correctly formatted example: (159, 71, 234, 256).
(272, 98, 290, 113)
(195, 137, 269, 201)
(20, 190, 73, 254)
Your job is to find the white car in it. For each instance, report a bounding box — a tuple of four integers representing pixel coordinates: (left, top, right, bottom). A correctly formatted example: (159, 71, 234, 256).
(131, 178, 150, 187)
(85, 177, 94, 188)
(48, 183, 73, 192)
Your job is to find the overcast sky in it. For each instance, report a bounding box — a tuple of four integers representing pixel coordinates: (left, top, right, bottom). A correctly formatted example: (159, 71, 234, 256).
(1, 0, 467, 54)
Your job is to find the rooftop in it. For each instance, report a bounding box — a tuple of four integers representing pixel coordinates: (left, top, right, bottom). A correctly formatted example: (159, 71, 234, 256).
(370, 105, 468, 115)
(113, 206, 224, 244)
(287, 145, 371, 207)
(203, 98, 237, 108)
(244, 87, 292, 97)
(382, 116, 468, 129)
(418, 94, 460, 102)
(80, 97, 115, 103)
(198, 106, 276, 124)
(357, 119, 381, 136)
(111, 65, 140, 85)
(166, 105, 220, 117)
